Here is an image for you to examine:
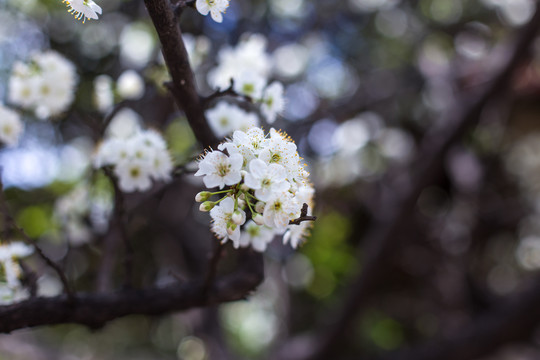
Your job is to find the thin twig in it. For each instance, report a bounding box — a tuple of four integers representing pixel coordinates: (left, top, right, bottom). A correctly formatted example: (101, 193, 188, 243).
(173, 0, 195, 18)
(289, 203, 317, 225)
(201, 79, 254, 107)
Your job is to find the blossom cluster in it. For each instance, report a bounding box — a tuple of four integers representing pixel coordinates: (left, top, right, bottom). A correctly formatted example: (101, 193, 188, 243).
(93, 111, 173, 193)
(205, 34, 286, 138)
(195, 127, 314, 251)
(8, 50, 78, 119)
(0, 242, 33, 305)
(0, 104, 23, 148)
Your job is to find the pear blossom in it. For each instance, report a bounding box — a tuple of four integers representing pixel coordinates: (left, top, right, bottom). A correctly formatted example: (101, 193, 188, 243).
(117, 70, 145, 100)
(210, 197, 246, 247)
(93, 110, 174, 192)
(196, 0, 230, 23)
(208, 34, 272, 89)
(0, 105, 23, 147)
(263, 191, 301, 231)
(8, 51, 77, 119)
(115, 159, 153, 192)
(244, 159, 290, 201)
(240, 221, 275, 252)
(0, 242, 33, 289)
(207, 102, 259, 138)
(261, 82, 286, 124)
(62, 0, 102, 23)
(195, 151, 243, 189)
(233, 71, 266, 99)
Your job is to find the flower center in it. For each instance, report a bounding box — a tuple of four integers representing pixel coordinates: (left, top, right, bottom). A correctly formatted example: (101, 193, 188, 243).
(271, 152, 281, 163)
(242, 83, 255, 95)
(130, 167, 141, 178)
(217, 163, 230, 177)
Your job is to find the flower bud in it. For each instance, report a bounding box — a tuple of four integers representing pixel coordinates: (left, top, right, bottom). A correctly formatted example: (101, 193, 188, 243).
(232, 210, 244, 225)
(255, 201, 265, 214)
(199, 201, 215, 212)
(240, 183, 250, 192)
(238, 199, 246, 209)
(240, 170, 248, 178)
(195, 191, 211, 202)
(253, 214, 264, 225)
(227, 223, 237, 235)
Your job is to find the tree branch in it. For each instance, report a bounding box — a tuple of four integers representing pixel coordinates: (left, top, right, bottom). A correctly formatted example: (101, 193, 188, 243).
(201, 79, 254, 107)
(144, 0, 218, 149)
(0, 249, 263, 333)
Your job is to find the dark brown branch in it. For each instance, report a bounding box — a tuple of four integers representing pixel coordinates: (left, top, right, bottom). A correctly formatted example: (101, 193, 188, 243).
(144, 0, 218, 149)
(289, 203, 317, 225)
(0, 249, 263, 333)
(173, 0, 195, 18)
(201, 79, 254, 107)
(276, 3, 540, 360)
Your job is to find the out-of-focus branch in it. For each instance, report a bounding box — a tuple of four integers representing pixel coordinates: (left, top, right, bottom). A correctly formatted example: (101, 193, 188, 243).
(201, 79, 254, 107)
(276, 3, 540, 360)
(0, 249, 263, 333)
(144, 0, 218, 149)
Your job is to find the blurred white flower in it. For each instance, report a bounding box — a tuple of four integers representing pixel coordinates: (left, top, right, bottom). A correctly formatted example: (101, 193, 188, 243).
(261, 82, 285, 124)
(196, 0, 230, 23)
(8, 51, 78, 119)
(62, 0, 102, 23)
(240, 220, 275, 252)
(117, 70, 145, 100)
(0, 105, 23, 147)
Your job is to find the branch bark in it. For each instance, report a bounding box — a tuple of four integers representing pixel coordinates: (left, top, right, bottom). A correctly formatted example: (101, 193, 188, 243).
(0, 249, 263, 333)
(144, 0, 218, 149)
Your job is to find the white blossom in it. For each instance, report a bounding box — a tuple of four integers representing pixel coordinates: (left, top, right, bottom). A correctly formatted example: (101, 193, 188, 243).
(244, 159, 290, 201)
(263, 191, 301, 231)
(195, 151, 243, 189)
(114, 159, 153, 192)
(0, 242, 33, 289)
(240, 220, 275, 252)
(233, 71, 266, 99)
(8, 51, 78, 119)
(210, 197, 245, 247)
(117, 70, 145, 100)
(62, 0, 102, 23)
(207, 102, 259, 138)
(0, 105, 23, 147)
(208, 34, 272, 89)
(93, 114, 173, 192)
(261, 82, 286, 124)
(195, 0, 230, 23)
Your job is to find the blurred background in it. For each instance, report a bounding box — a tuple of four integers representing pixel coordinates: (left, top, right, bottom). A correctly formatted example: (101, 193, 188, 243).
(2, 0, 540, 359)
